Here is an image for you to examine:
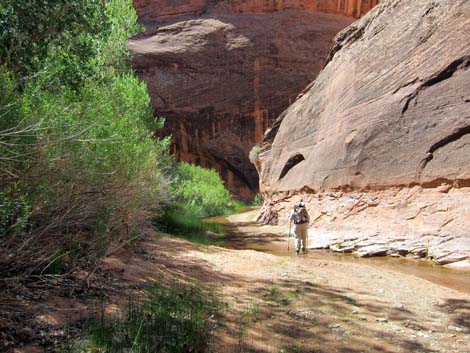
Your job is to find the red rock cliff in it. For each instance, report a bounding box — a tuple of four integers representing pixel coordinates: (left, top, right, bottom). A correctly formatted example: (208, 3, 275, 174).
(228, 0, 379, 18)
(133, 0, 378, 20)
(257, 0, 470, 265)
(130, 1, 378, 200)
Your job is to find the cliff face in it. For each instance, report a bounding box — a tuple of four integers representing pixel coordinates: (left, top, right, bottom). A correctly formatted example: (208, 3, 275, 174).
(258, 0, 470, 265)
(133, 0, 208, 19)
(134, 0, 379, 20)
(228, 0, 379, 18)
(130, 1, 370, 200)
(259, 0, 470, 194)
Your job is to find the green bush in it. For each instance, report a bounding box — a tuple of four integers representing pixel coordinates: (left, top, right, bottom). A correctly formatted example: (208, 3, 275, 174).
(154, 162, 242, 244)
(0, 0, 170, 276)
(171, 162, 234, 218)
(0, 0, 111, 82)
(0, 0, 239, 277)
(0, 70, 31, 182)
(252, 193, 263, 206)
(155, 202, 226, 245)
(248, 144, 261, 165)
(0, 186, 31, 238)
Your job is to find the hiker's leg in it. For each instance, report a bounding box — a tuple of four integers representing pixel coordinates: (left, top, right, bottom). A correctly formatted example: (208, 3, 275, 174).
(300, 225, 307, 252)
(294, 237, 301, 254)
(294, 226, 301, 253)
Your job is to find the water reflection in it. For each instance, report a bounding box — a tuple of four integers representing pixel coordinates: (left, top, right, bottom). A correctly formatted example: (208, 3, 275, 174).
(209, 213, 470, 295)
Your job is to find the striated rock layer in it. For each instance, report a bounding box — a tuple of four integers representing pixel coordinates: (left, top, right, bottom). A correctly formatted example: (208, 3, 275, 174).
(258, 0, 470, 265)
(130, 3, 359, 200)
(134, 0, 379, 20)
(227, 0, 379, 18)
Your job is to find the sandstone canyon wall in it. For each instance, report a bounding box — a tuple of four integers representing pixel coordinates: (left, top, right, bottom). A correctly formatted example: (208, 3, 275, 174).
(130, 1, 379, 200)
(227, 0, 379, 18)
(258, 0, 470, 266)
(134, 0, 379, 20)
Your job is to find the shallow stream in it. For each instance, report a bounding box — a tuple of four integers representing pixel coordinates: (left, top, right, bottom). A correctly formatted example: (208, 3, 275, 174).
(210, 212, 470, 295)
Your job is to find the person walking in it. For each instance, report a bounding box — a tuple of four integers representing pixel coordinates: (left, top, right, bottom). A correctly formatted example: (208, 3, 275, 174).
(289, 201, 310, 255)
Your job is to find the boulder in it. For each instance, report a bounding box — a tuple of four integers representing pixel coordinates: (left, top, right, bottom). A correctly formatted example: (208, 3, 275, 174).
(330, 243, 356, 253)
(355, 245, 389, 258)
(434, 253, 469, 266)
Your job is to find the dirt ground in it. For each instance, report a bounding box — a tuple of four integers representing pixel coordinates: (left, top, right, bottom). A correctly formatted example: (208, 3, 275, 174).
(9, 210, 470, 353)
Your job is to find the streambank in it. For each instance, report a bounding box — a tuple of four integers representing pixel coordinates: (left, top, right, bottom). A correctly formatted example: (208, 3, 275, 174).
(223, 209, 470, 295)
(257, 187, 470, 269)
(10, 209, 470, 352)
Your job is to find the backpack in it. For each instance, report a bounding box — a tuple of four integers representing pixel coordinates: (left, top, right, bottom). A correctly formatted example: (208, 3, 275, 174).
(299, 208, 308, 223)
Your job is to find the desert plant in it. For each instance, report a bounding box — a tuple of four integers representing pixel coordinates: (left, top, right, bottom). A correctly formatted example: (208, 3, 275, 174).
(0, 0, 170, 277)
(155, 202, 226, 245)
(155, 162, 244, 245)
(0, 186, 31, 238)
(170, 162, 234, 217)
(249, 144, 261, 165)
(63, 281, 220, 353)
(252, 193, 263, 206)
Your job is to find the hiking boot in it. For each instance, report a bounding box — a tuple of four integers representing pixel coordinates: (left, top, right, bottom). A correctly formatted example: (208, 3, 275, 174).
(302, 248, 306, 253)
(295, 250, 299, 256)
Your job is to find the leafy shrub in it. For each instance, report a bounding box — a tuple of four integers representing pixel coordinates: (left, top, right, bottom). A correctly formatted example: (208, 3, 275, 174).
(249, 144, 261, 165)
(252, 193, 263, 206)
(0, 0, 170, 276)
(0, 187, 31, 238)
(155, 202, 226, 245)
(171, 162, 234, 218)
(0, 71, 30, 182)
(0, 0, 238, 277)
(0, 0, 111, 82)
(155, 162, 243, 244)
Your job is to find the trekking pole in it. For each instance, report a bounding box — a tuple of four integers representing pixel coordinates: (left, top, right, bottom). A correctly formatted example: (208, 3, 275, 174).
(288, 220, 292, 251)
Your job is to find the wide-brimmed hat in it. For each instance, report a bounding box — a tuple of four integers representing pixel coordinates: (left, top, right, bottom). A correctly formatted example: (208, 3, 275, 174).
(294, 202, 305, 208)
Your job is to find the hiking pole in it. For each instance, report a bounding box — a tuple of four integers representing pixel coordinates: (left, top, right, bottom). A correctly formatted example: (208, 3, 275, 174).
(288, 220, 292, 252)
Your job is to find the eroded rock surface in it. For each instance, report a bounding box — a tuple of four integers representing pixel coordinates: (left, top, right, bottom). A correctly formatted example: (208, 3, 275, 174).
(133, 0, 379, 20)
(258, 0, 470, 264)
(130, 6, 356, 200)
(258, 186, 470, 266)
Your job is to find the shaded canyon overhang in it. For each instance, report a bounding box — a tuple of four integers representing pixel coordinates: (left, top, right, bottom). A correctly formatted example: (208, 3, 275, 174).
(130, 0, 380, 201)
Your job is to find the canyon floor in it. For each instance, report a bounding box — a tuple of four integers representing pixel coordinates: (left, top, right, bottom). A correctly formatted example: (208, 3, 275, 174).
(12, 210, 470, 353)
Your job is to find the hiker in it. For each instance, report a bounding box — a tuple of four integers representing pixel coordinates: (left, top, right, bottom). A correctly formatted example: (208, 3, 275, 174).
(289, 201, 310, 255)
